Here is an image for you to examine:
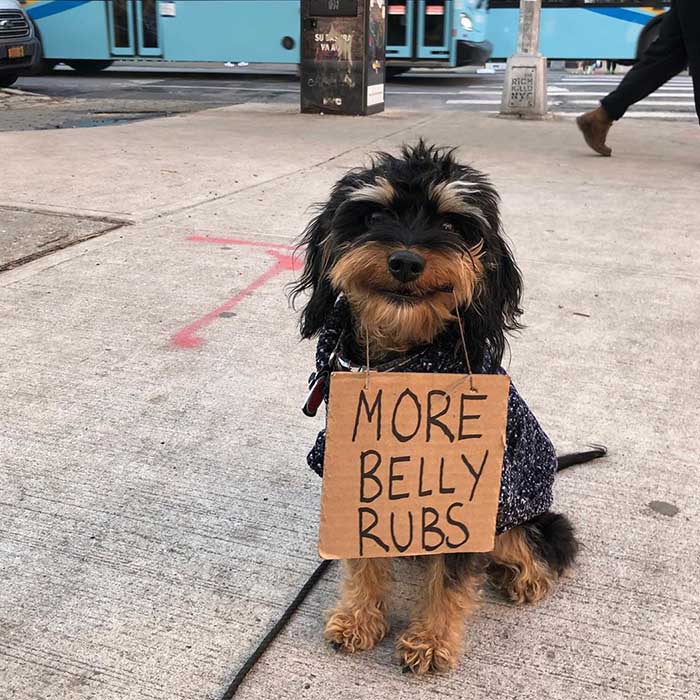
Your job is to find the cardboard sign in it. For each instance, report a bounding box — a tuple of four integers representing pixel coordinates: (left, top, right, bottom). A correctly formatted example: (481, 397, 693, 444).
(319, 372, 510, 559)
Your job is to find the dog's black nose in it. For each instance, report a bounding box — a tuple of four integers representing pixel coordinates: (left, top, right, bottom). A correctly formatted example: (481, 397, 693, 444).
(387, 250, 425, 283)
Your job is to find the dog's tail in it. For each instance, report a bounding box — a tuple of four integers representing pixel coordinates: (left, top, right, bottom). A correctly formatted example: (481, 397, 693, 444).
(556, 444, 607, 472)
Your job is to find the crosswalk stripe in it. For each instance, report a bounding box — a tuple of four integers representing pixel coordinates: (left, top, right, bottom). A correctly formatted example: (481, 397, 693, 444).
(554, 111, 696, 120)
(547, 92, 693, 98)
(386, 90, 469, 95)
(452, 90, 695, 106)
(560, 83, 693, 89)
(613, 111, 697, 119)
(457, 90, 502, 95)
(560, 75, 692, 81)
(456, 90, 613, 98)
(567, 99, 696, 107)
(445, 99, 501, 105)
(559, 78, 693, 85)
(456, 86, 692, 99)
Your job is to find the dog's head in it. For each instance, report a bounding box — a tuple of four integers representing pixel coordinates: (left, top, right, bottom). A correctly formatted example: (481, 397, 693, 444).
(291, 141, 522, 363)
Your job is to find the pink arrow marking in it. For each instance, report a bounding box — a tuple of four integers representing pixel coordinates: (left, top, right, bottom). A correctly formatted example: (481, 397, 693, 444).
(171, 241, 302, 349)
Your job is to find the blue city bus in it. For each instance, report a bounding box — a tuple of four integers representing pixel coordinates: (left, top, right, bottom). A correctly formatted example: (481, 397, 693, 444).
(22, 0, 492, 72)
(21, 1, 671, 74)
(488, 1, 669, 62)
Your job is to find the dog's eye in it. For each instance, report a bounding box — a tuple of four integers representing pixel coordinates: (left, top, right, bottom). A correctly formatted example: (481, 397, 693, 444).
(441, 221, 456, 232)
(365, 212, 384, 228)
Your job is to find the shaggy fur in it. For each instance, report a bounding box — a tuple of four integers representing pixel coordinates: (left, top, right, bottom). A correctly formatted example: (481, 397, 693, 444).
(291, 142, 580, 675)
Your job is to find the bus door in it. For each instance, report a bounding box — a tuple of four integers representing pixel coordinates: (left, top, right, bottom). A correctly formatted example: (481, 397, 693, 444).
(387, 1, 453, 61)
(387, 1, 416, 59)
(417, 1, 452, 59)
(108, 0, 162, 57)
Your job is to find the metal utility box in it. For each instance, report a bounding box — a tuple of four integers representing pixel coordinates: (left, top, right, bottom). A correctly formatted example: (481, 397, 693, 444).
(300, 0, 386, 115)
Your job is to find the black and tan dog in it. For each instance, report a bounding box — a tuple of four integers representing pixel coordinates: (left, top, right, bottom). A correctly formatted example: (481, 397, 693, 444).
(292, 142, 604, 675)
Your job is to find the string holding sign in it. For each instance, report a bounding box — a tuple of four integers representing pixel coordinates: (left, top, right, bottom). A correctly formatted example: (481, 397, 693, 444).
(452, 288, 476, 393)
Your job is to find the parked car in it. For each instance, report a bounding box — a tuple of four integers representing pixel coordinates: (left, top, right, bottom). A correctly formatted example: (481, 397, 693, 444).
(0, 0, 40, 88)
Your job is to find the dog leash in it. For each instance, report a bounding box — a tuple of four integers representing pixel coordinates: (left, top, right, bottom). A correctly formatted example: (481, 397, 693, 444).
(220, 559, 333, 699)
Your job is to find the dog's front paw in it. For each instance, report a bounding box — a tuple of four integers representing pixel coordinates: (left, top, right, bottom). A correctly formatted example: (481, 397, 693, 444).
(396, 628, 459, 675)
(324, 607, 388, 653)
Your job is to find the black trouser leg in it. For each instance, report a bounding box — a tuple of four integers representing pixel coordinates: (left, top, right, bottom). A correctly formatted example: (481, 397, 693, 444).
(601, 5, 687, 120)
(688, 58, 700, 123)
(677, 0, 700, 121)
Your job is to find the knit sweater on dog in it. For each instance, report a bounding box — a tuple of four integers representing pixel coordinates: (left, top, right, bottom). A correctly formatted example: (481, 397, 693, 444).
(306, 298, 558, 534)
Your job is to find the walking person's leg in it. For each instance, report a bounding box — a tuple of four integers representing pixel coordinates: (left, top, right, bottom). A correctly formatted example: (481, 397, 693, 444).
(577, 4, 687, 155)
(676, 0, 700, 122)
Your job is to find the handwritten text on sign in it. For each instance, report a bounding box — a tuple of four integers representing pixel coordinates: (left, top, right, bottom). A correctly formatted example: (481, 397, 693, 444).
(319, 372, 510, 559)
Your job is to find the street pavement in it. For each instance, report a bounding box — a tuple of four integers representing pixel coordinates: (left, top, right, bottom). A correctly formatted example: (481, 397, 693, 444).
(5, 64, 697, 133)
(0, 98, 699, 700)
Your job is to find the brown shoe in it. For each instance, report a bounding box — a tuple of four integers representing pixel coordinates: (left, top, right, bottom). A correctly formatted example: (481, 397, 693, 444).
(576, 106, 613, 157)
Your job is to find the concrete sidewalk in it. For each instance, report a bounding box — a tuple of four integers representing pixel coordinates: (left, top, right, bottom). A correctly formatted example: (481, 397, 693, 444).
(1, 105, 698, 700)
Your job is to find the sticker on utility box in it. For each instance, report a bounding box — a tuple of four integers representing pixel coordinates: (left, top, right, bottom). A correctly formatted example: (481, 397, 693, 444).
(160, 2, 176, 17)
(367, 83, 385, 106)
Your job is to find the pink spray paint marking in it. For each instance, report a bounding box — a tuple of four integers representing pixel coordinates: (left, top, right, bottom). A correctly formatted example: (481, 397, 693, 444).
(171, 237, 302, 349)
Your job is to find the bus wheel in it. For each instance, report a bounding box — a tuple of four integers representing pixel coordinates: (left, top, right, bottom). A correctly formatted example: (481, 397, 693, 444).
(65, 60, 114, 74)
(0, 72, 20, 88)
(636, 14, 664, 59)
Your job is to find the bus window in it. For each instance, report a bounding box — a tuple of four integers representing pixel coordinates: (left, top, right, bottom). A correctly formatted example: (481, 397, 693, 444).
(387, 1, 408, 48)
(423, 1, 448, 49)
(111, 0, 130, 49)
(141, 0, 158, 50)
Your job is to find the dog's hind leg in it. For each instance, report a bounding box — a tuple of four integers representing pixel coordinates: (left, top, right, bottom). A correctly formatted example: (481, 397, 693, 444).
(397, 554, 486, 674)
(488, 512, 579, 605)
(324, 558, 393, 653)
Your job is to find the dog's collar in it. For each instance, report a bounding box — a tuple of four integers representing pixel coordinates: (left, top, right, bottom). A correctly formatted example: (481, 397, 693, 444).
(330, 333, 430, 374)
(333, 348, 429, 374)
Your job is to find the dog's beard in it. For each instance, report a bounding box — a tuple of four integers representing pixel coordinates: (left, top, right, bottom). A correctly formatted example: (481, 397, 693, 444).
(329, 242, 484, 357)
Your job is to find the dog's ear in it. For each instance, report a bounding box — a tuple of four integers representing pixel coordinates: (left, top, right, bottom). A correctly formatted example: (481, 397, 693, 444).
(466, 227, 523, 367)
(491, 232, 523, 333)
(289, 208, 337, 339)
